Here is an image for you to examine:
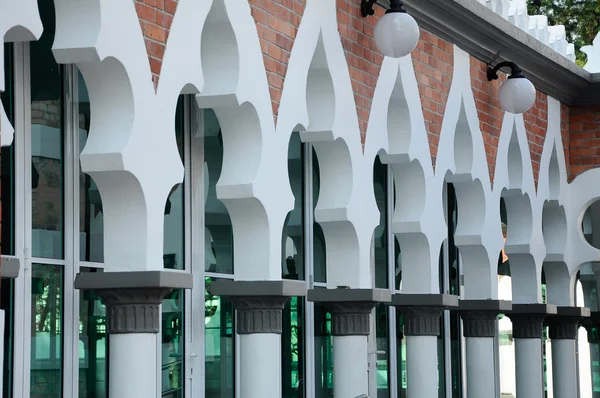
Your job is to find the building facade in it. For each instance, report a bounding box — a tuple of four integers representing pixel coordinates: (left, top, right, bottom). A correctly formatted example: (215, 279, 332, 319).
(1, 0, 600, 397)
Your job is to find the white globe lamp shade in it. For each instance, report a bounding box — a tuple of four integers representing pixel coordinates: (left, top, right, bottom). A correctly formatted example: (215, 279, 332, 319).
(374, 12, 420, 58)
(498, 77, 536, 114)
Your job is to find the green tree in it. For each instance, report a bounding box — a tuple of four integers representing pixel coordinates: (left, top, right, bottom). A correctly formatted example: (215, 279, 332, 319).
(528, 0, 600, 66)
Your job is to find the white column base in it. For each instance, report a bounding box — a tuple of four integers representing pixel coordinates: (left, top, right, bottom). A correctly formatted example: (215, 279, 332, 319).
(333, 335, 369, 397)
(466, 337, 496, 398)
(109, 334, 158, 398)
(406, 335, 438, 398)
(240, 334, 281, 398)
(552, 339, 577, 398)
(514, 338, 544, 398)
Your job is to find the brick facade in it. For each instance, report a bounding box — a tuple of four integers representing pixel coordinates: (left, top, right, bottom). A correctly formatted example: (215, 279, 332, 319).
(134, 0, 600, 185)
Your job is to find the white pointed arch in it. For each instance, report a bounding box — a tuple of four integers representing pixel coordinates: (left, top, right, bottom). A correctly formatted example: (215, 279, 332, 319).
(537, 97, 573, 305)
(364, 55, 439, 294)
(435, 45, 502, 299)
(493, 113, 543, 303)
(1, 0, 43, 146)
(277, 0, 375, 288)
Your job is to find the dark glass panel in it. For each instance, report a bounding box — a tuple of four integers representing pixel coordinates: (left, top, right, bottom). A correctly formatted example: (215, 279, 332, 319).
(282, 297, 305, 397)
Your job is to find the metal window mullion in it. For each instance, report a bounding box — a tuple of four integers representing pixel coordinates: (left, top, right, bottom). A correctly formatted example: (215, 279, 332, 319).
(386, 165, 398, 398)
(12, 41, 30, 398)
(62, 64, 79, 398)
(442, 183, 452, 398)
(304, 141, 315, 398)
(188, 101, 206, 396)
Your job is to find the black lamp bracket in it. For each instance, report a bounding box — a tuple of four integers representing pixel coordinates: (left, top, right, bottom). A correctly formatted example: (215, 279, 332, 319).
(361, 0, 407, 17)
(487, 61, 525, 81)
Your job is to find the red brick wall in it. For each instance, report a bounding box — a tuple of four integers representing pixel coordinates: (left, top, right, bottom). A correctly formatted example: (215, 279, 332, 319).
(135, 0, 178, 88)
(134, 0, 587, 186)
(569, 106, 600, 181)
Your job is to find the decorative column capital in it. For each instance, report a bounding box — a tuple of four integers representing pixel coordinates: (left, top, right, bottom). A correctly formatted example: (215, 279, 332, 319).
(308, 288, 391, 336)
(547, 306, 590, 340)
(75, 271, 193, 334)
(456, 299, 512, 338)
(508, 303, 557, 339)
(209, 279, 307, 335)
(391, 294, 459, 336)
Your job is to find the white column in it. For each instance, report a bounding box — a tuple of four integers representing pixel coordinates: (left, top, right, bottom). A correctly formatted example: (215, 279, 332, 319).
(515, 338, 544, 397)
(333, 335, 369, 396)
(240, 334, 281, 398)
(406, 335, 438, 398)
(465, 337, 497, 397)
(549, 312, 588, 398)
(110, 334, 158, 398)
(551, 339, 577, 397)
(509, 306, 554, 398)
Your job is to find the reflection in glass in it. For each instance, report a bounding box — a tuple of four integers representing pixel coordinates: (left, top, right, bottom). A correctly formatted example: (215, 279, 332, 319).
(205, 278, 234, 398)
(162, 289, 184, 397)
(283, 297, 305, 397)
(373, 158, 388, 289)
(315, 303, 333, 398)
(163, 97, 185, 270)
(283, 134, 305, 281)
(396, 315, 408, 398)
(204, 110, 234, 275)
(30, 264, 63, 398)
(313, 151, 326, 283)
(31, 0, 64, 260)
(1, 43, 15, 256)
(1, 279, 14, 398)
(78, 267, 107, 397)
(77, 73, 104, 263)
(376, 304, 390, 396)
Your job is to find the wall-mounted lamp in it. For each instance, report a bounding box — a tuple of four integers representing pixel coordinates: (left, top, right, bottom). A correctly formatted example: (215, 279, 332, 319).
(487, 61, 536, 114)
(361, 0, 420, 58)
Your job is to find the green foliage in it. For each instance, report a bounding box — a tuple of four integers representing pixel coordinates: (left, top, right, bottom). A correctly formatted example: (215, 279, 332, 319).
(527, 0, 600, 66)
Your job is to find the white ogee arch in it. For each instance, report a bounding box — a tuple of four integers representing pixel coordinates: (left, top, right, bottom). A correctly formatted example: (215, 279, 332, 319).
(51, 0, 279, 277)
(0, 0, 43, 146)
(277, 0, 375, 288)
(364, 55, 440, 294)
(493, 113, 543, 303)
(434, 45, 502, 300)
(537, 97, 573, 306)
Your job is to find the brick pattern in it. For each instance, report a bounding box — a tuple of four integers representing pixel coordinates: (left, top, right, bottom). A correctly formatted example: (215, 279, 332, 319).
(135, 0, 178, 89)
(134, 0, 578, 187)
(569, 106, 600, 180)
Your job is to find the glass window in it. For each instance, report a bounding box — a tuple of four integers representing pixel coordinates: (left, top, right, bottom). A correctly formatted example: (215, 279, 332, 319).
(78, 267, 107, 398)
(283, 297, 305, 398)
(373, 158, 388, 289)
(163, 97, 185, 270)
(1, 43, 15, 256)
(204, 110, 233, 275)
(30, 263, 63, 398)
(396, 315, 407, 398)
(315, 302, 333, 398)
(204, 278, 235, 398)
(313, 151, 326, 283)
(77, 72, 104, 263)
(376, 304, 390, 397)
(162, 289, 184, 397)
(30, 0, 64, 260)
(283, 133, 304, 281)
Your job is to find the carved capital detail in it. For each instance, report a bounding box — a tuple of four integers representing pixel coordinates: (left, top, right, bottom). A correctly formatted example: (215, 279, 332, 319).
(325, 302, 377, 336)
(460, 311, 499, 338)
(399, 306, 445, 336)
(96, 288, 173, 334)
(228, 296, 291, 335)
(509, 313, 547, 339)
(548, 316, 581, 340)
